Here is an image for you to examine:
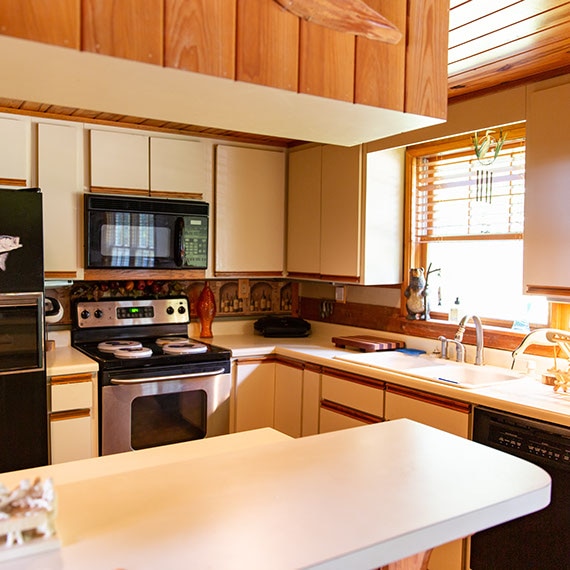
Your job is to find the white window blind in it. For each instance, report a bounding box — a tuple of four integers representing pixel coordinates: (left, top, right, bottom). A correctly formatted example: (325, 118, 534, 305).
(414, 133, 525, 241)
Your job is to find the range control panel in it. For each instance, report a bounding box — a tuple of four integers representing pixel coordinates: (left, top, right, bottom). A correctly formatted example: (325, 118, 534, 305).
(75, 297, 189, 328)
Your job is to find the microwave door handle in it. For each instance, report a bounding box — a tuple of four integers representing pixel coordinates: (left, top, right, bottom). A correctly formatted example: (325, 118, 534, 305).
(174, 217, 185, 267)
(110, 368, 227, 384)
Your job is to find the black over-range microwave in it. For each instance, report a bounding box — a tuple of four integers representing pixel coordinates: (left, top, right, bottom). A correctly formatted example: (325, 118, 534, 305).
(85, 194, 209, 269)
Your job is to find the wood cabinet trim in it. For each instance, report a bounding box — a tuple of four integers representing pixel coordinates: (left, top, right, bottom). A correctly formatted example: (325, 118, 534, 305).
(83, 269, 206, 280)
(321, 366, 385, 389)
(275, 356, 305, 370)
(0, 177, 26, 187)
(320, 399, 383, 424)
(50, 373, 94, 385)
(50, 409, 91, 421)
(386, 384, 471, 414)
(236, 356, 278, 365)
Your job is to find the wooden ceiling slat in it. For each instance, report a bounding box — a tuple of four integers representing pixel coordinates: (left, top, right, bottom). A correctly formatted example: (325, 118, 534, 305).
(449, 0, 521, 32)
(448, 0, 570, 49)
(449, 38, 570, 96)
(450, 16, 570, 71)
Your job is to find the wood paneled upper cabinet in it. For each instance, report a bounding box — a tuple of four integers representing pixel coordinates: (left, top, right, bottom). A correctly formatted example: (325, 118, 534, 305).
(149, 137, 207, 198)
(287, 144, 404, 284)
(164, 0, 236, 79)
(90, 129, 149, 193)
(0, 0, 80, 48)
(215, 145, 285, 276)
(524, 78, 570, 297)
(236, 0, 299, 91)
(299, 22, 355, 102)
(0, 116, 28, 186)
(39, 122, 82, 278)
(82, 0, 163, 65)
(355, 0, 406, 111)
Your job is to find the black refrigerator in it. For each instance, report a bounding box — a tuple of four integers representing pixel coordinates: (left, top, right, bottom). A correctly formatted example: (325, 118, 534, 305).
(0, 187, 48, 472)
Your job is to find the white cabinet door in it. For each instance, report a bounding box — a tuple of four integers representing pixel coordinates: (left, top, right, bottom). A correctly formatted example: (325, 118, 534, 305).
(50, 413, 93, 464)
(235, 360, 275, 432)
(384, 386, 470, 570)
(0, 116, 28, 185)
(274, 362, 303, 438)
(320, 145, 362, 279)
(49, 372, 97, 464)
(319, 371, 384, 434)
(384, 387, 470, 438)
(301, 368, 320, 437)
(150, 137, 207, 198)
(215, 145, 285, 275)
(90, 129, 149, 192)
(524, 80, 570, 295)
(319, 408, 368, 433)
(287, 145, 322, 275)
(39, 122, 82, 277)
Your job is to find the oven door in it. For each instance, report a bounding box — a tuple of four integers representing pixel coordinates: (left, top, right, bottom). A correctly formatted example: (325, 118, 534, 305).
(101, 363, 230, 456)
(0, 292, 44, 374)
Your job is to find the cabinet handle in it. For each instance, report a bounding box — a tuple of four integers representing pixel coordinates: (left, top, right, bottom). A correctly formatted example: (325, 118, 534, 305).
(50, 409, 91, 421)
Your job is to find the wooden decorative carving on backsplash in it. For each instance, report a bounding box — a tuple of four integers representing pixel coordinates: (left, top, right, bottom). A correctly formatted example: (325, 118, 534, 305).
(273, 0, 401, 43)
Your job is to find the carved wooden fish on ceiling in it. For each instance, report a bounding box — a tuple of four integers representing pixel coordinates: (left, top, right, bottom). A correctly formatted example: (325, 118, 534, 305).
(273, 0, 402, 44)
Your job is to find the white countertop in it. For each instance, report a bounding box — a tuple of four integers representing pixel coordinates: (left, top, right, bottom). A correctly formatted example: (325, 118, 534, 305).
(46, 324, 570, 426)
(0, 421, 551, 570)
(206, 330, 570, 427)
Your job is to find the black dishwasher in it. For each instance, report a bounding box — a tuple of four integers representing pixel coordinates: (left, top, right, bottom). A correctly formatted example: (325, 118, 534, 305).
(471, 406, 570, 569)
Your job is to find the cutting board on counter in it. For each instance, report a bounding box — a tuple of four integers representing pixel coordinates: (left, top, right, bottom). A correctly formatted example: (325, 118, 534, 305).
(332, 335, 405, 352)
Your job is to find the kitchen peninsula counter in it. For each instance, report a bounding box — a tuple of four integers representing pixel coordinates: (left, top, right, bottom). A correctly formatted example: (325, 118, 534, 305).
(0, 420, 550, 570)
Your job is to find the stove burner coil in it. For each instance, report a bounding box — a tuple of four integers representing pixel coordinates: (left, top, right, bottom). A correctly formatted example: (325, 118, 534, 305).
(155, 336, 190, 346)
(98, 340, 143, 353)
(162, 342, 208, 355)
(113, 346, 154, 359)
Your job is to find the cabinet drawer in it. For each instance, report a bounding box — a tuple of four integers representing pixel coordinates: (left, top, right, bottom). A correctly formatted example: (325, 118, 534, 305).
(321, 374, 384, 417)
(50, 374, 93, 412)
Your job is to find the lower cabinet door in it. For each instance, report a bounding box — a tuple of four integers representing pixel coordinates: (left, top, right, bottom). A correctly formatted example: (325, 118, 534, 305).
(50, 411, 93, 464)
(319, 407, 368, 433)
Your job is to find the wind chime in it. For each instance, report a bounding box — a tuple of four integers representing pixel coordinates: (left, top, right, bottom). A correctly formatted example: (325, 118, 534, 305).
(472, 129, 506, 203)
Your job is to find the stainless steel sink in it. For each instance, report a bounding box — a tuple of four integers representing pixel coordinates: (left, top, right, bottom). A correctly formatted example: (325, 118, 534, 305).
(405, 363, 524, 389)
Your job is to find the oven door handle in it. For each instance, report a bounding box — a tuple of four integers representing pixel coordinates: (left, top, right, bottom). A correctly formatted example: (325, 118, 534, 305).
(110, 368, 227, 384)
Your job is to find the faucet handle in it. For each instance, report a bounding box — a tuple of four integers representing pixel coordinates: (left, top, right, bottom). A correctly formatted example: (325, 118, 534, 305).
(438, 335, 448, 359)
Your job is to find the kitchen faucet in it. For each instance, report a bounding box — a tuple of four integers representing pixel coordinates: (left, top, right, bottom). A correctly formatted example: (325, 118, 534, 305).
(510, 328, 570, 369)
(439, 314, 484, 365)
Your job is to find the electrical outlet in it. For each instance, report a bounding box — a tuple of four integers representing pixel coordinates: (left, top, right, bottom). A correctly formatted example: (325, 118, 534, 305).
(335, 285, 346, 303)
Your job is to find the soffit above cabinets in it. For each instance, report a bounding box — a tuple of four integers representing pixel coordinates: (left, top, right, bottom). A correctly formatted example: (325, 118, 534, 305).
(0, 35, 442, 148)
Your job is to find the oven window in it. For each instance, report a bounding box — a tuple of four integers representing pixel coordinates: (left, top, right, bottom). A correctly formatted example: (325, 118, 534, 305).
(130, 390, 207, 450)
(0, 303, 42, 373)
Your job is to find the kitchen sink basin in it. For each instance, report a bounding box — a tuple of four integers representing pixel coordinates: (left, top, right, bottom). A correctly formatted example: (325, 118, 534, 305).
(333, 351, 439, 371)
(405, 363, 524, 389)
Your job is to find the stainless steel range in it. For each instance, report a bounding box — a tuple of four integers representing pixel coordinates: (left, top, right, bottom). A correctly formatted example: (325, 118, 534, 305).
(71, 297, 231, 456)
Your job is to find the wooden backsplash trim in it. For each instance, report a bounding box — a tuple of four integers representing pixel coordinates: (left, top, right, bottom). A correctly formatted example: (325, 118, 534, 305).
(299, 296, 551, 355)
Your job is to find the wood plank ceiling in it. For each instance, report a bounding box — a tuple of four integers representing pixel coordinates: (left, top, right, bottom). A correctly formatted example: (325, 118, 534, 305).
(1, 0, 569, 146)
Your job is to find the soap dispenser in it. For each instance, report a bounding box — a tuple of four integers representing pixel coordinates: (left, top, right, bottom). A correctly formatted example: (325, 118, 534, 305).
(449, 297, 461, 324)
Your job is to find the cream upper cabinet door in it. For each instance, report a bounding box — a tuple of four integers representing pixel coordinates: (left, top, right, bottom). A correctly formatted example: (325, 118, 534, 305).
(150, 137, 207, 198)
(215, 145, 285, 275)
(287, 145, 322, 275)
(90, 129, 149, 192)
(524, 79, 570, 295)
(320, 145, 362, 280)
(361, 147, 405, 285)
(39, 122, 83, 277)
(0, 116, 28, 185)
